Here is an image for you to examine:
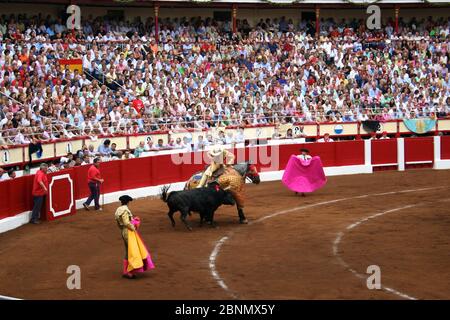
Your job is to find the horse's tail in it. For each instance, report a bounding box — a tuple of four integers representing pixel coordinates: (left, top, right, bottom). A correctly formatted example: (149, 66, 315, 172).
(160, 185, 170, 202)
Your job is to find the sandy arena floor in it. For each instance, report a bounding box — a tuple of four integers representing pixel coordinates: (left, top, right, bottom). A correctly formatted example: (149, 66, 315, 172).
(0, 169, 449, 300)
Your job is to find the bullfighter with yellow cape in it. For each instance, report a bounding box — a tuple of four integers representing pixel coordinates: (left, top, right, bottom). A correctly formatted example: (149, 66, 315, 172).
(115, 195, 155, 279)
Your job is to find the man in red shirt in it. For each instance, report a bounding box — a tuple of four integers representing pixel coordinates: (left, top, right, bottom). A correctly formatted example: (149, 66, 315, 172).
(83, 158, 104, 211)
(31, 163, 49, 224)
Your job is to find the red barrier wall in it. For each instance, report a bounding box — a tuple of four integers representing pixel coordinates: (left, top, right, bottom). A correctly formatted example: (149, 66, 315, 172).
(9, 175, 33, 218)
(335, 141, 365, 166)
(0, 176, 33, 219)
(404, 137, 434, 163)
(0, 180, 10, 219)
(278, 141, 365, 168)
(100, 161, 122, 194)
(1, 138, 447, 224)
(120, 157, 153, 190)
(441, 136, 450, 160)
(278, 144, 300, 169)
(180, 151, 208, 180)
(151, 154, 183, 185)
(73, 164, 90, 199)
(371, 139, 398, 165)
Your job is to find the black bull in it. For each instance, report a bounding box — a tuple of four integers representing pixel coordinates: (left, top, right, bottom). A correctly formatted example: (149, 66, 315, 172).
(160, 182, 235, 231)
(185, 162, 261, 224)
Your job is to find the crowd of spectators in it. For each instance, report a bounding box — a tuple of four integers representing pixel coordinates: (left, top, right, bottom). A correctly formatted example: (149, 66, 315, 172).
(24, 128, 246, 176)
(0, 12, 449, 153)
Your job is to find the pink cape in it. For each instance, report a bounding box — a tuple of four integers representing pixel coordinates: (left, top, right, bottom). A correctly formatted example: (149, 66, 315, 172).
(282, 155, 327, 193)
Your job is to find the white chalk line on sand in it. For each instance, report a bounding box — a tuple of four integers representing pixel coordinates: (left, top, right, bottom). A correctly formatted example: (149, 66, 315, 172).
(209, 186, 445, 300)
(333, 205, 418, 300)
(333, 197, 450, 301)
(209, 236, 238, 299)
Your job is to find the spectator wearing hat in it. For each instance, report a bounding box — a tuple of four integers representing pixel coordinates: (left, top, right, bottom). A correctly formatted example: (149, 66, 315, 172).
(83, 157, 104, 211)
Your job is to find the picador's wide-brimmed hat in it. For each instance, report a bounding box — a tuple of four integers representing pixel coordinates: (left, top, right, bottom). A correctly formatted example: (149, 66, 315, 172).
(208, 147, 223, 158)
(119, 195, 133, 204)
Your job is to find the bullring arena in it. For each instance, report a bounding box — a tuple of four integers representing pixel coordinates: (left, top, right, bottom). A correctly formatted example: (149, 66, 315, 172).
(1, 0, 450, 303)
(1, 138, 450, 300)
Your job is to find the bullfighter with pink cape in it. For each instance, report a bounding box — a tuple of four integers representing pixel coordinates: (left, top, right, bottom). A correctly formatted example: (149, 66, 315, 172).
(282, 152, 327, 194)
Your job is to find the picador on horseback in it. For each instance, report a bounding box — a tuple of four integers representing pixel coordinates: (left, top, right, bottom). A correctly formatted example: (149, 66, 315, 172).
(196, 147, 235, 189)
(186, 146, 261, 224)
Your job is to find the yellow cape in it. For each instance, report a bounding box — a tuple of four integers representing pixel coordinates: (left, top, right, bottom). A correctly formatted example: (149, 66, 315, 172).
(127, 230, 149, 272)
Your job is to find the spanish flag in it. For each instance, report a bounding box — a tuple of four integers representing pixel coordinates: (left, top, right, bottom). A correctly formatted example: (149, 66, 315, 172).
(58, 59, 83, 73)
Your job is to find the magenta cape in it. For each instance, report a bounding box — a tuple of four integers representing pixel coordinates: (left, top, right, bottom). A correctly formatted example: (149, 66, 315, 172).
(282, 155, 327, 193)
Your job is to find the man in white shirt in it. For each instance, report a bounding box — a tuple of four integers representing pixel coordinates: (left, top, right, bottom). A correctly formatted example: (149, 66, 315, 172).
(194, 135, 208, 151)
(13, 129, 30, 145)
(235, 128, 245, 143)
(109, 106, 121, 121)
(379, 131, 390, 140)
(297, 148, 312, 161)
(317, 133, 334, 142)
(182, 136, 193, 153)
(0, 112, 13, 130)
(225, 131, 235, 145)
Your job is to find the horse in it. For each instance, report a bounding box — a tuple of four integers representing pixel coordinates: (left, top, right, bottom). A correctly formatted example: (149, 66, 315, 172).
(185, 162, 260, 224)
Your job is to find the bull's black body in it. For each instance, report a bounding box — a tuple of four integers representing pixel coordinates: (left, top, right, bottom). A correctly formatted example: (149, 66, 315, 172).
(160, 182, 235, 230)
